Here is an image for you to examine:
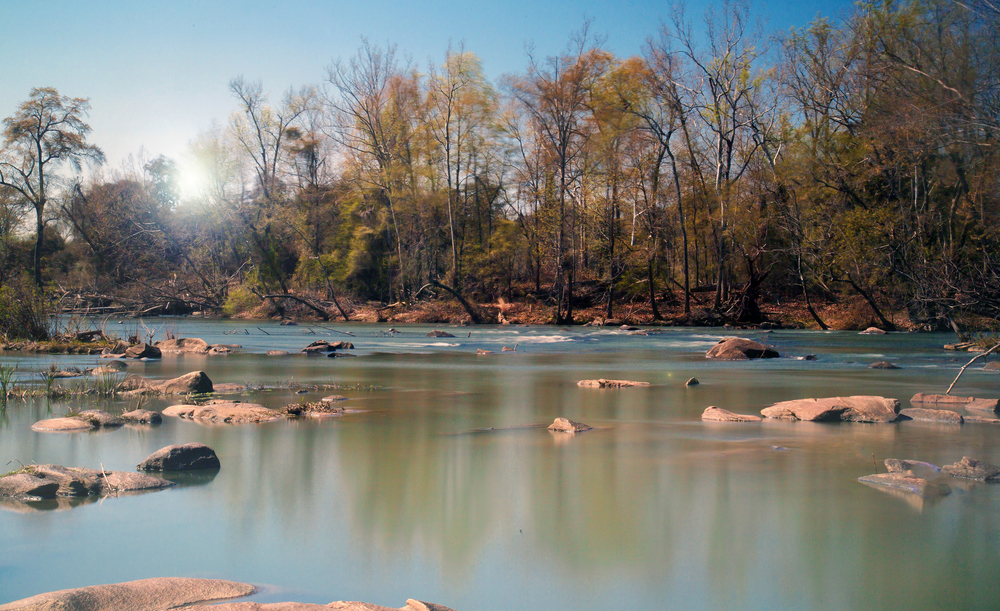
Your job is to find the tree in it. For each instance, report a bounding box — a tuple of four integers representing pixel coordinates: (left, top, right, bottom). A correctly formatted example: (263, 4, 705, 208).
(0, 87, 104, 285)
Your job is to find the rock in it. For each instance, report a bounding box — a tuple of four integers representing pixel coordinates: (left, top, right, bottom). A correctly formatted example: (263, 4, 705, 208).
(119, 371, 214, 395)
(910, 393, 999, 412)
(0, 473, 60, 500)
(548, 417, 592, 433)
(803, 354, 817, 361)
(858, 473, 951, 497)
(282, 401, 346, 417)
(137, 443, 220, 471)
(163, 400, 283, 424)
(686, 377, 700, 386)
(941, 457, 1000, 481)
(620, 325, 639, 331)
(944, 341, 976, 350)
(302, 340, 352, 354)
(869, 361, 900, 369)
(476, 349, 493, 355)
(91, 360, 128, 375)
(860, 327, 887, 334)
(30, 417, 96, 432)
(156, 337, 210, 354)
(322, 395, 349, 402)
(426, 330, 456, 338)
(706, 337, 779, 360)
(884, 459, 942, 478)
(577, 379, 650, 388)
(121, 409, 162, 425)
(898, 408, 964, 424)
(124, 343, 161, 359)
(267, 350, 290, 355)
(761, 396, 900, 423)
(0, 577, 257, 611)
(11, 464, 174, 497)
(701, 407, 762, 422)
(76, 410, 124, 428)
(984, 361, 1000, 372)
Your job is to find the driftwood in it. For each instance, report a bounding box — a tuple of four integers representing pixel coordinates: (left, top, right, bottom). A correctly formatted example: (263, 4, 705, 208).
(946, 343, 1000, 395)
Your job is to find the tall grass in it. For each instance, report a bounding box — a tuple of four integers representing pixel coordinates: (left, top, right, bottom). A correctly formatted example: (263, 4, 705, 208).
(0, 277, 52, 341)
(0, 364, 15, 404)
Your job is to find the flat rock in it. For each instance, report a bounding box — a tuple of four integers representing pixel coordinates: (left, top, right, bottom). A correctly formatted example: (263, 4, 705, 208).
(156, 337, 210, 354)
(706, 337, 779, 360)
(761, 396, 900, 422)
(163, 400, 283, 424)
(910, 393, 999, 412)
(548, 417, 592, 433)
(984, 361, 1000, 371)
(8, 464, 174, 498)
(577, 379, 650, 388)
(322, 395, 349, 402)
(0, 577, 257, 611)
(124, 343, 162, 359)
(302, 340, 354, 354)
(267, 350, 290, 355)
(138, 443, 220, 471)
(869, 361, 900, 369)
(860, 327, 887, 334)
(0, 473, 60, 500)
(119, 371, 214, 395)
(77, 410, 124, 428)
(858, 472, 951, 497)
(941, 457, 1000, 481)
(898, 408, 963, 424)
(701, 407, 762, 422)
(121, 408, 162, 424)
(426, 330, 455, 338)
(30, 417, 95, 432)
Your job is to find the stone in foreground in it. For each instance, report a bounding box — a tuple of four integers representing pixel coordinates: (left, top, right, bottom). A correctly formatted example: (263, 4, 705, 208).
(898, 408, 963, 424)
(941, 457, 1000, 482)
(137, 443, 221, 471)
(701, 407, 762, 422)
(163, 400, 283, 424)
(548, 417, 592, 433)
(910, 393, 999, 413)
(577, 379, 650, 388)
(706, 337, 779, 360)
(761, 396, 900, 423)
(0, 577, 256, 611)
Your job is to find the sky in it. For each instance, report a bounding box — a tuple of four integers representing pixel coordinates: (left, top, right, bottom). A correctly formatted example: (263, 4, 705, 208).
(1, 0, 857, 179)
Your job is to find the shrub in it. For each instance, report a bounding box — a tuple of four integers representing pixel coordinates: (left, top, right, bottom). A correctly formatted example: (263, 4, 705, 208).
(0, 277, 52, 341)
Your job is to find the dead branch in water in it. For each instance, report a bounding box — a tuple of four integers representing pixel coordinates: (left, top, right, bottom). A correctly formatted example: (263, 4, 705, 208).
(946, 342, 1000, 395)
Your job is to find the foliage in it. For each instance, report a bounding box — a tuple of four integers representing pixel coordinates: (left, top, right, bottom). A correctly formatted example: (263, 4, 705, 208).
(0, 276, 52, 340)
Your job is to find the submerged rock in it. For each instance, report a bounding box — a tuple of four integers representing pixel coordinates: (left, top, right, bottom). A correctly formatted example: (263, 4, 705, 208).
(137, 443, 220, 471)
(910, 393, 999, 413)
(426, 330, 456, 338)
(163, 400, 282, 424)
(941, 457, 1000, 482)
(701, 406, 762, 422)
(548, 417, 592, 433)
(869, 361, 900, 370)
(577, 379, 650, 388)
(898, 408, 964, 424)
(761, 396, 900, 423)
(858, 473, 951, 497)
(706, 337, 779, 360)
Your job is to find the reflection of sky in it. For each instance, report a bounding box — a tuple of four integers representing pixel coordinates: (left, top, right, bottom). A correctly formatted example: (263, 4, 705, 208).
(2, 324, 1000, 609)
(1, 0, 858, 174)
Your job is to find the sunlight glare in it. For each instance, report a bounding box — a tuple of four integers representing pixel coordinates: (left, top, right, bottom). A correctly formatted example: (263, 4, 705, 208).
(175, 155, 209, 202)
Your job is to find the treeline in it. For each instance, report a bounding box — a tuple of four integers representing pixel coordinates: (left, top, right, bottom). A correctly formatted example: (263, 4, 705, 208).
(2, 0, 998, 328)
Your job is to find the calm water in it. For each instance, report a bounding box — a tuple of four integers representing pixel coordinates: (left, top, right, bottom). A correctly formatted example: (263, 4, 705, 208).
(1, 321, 999, 610)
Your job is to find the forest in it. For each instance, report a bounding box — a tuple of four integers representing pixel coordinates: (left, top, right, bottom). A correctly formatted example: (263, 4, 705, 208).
(1, 0, 998, 336)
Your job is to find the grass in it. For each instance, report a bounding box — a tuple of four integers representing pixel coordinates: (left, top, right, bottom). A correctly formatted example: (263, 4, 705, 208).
(0, 364, 15, 400)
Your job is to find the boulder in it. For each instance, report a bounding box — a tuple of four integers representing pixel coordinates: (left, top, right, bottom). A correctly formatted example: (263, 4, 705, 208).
(119, 371, 214, 395)
(426, 330, 456, 338)
(282, 401, 346, 417)
(137, 443, 220, 471)
(0, 577, 257, 611)
(761, 396, 900, 423)
(910, 393, 999, 413)
(11, 464, 173, 497)
(76, 410, 124, 428)
(898, 408, 963, 424)
(0, 473, 60, 500)
(547, 417, 592, 433)
(121, 409, 162, 425)
(91, 360, 127, 375)
(577, 379, 650, 388)
(941, 457, 1000, 482)
(30, 417, 95, 432)
(686, 377, 700, 386)
(701, 407, 762, 422)
(858, 473, 951, 497)
(706, 337, 779, 360)
(860, 327, 887, 334)
(869, 361, 900, 369)
(124, 343, 162, 359)
(156, 337, 210, 354)
(163, 400, 283, 424)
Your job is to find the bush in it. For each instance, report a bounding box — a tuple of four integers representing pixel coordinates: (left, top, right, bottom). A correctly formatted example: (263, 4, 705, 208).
(0, 277, 52, 341)
(222, 284, 260, 317)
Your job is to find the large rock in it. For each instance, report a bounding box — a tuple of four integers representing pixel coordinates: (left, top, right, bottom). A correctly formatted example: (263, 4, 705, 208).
(3, 464, 173, 498)
(301, 340, 354, 354)
(30, 417, 95, 432)
(0, 577, 257, 611)
(761, 396, 900, 422)
(860, 327, 887, 335)
(77, 410, 124, 428)
(547, 417, 592, 433)
(577, 379, 650, 388)
(910, 393, 999, 412)
(282, 401, 346, 417)
(124, 343, 162, 359)
(701, 407, 762, 422)
(163, 400, 283, 424)
(119, 371, 214, 395)
(898, 408, 964, 424)
(137, 443, 220, 471)
(426, 330, 456, 338)
(941, 457, 1000, 481)
(706, 337, 779, 360)
(869, 361, 900, 370)
(858, 473, 951, 497)
(156, 337, 209, 354)
(0, 473, 60, 500)
(121, 408, 162, 424)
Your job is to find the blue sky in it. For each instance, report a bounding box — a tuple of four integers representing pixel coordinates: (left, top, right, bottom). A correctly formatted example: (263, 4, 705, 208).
(1, 0, 857, 172)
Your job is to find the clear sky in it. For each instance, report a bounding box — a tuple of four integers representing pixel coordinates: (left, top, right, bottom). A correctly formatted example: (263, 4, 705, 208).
(1, 0, 857, 174)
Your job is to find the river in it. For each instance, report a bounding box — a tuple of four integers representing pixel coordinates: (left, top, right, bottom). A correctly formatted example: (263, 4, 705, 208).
(1, 321, 998, 610)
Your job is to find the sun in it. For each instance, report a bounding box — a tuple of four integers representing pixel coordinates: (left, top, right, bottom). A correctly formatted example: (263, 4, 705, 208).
(174, 156, 209, 202)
